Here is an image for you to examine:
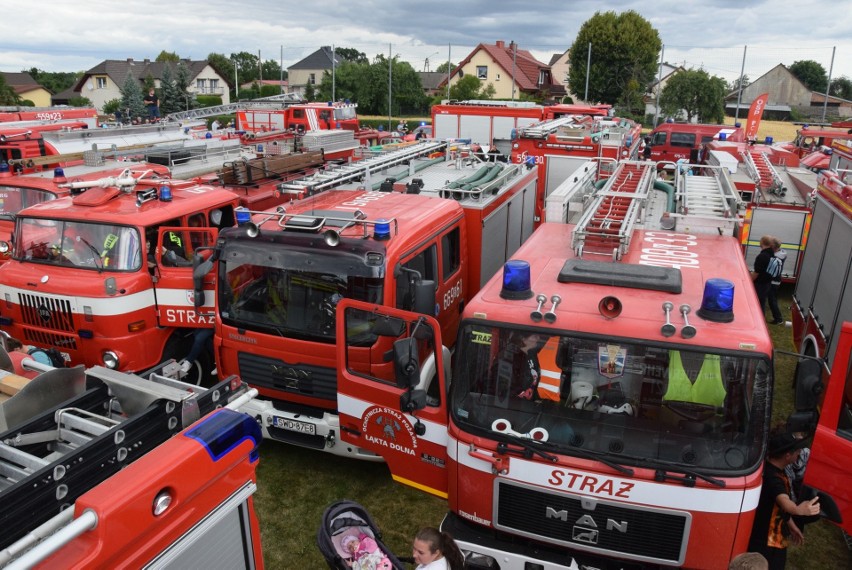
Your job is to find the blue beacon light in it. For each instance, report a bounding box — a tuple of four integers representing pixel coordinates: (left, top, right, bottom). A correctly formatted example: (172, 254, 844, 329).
(374, 218, 391, 240)
(500, 260, 534, 300)
(235, 207, 251, 226)
(159, 185, 173, 202)
(696, 278, 735, 322)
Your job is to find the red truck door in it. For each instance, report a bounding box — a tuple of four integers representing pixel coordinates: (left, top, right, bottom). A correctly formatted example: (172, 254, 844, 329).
(336, 299, 450, 498)
(154, 225, 218, 328)
(804, 322, 852, 534)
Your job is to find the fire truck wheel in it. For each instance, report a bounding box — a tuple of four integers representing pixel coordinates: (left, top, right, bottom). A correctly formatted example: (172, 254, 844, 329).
(162, 334, 215, 387)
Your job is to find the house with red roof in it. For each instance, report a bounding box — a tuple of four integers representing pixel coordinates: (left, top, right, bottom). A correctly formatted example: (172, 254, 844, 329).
(440, 40, 565, 101)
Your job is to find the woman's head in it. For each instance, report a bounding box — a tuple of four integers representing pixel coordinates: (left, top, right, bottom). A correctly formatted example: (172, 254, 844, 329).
(412, 527, 442, 566)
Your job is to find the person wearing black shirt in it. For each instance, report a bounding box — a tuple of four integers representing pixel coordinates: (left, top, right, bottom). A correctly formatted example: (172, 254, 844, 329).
(144, 88, 160, 120)
(748, 429, 820, 569)
(751, 235, 774, 319)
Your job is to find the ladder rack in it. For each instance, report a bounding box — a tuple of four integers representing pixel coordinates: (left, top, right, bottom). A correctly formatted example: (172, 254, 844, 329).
(572, 162, 656, 260)
(517, 116, 584, 138)
(276, 140, 447, 195)
(0, 364, 251, 552)
(164, 93, 305, 122)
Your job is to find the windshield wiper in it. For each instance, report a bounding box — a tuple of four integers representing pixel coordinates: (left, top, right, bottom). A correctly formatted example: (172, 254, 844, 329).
(640, 458, 726, 488)
(77, 237, 104, 272)
(562, 443, 635, 477)
(495, 433, 558, 462)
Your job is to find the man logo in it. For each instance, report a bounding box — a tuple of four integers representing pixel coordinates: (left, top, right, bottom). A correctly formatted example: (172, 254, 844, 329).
(545, 508, 628, 546)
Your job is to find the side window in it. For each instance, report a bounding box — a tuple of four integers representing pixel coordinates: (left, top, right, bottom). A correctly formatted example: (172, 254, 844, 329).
(441, 227, 461, 281)
(396, 245, 436, 310)
(476, 66, 488, 80)
(651, 131, 667, 146)
(670, 133, 696, 148)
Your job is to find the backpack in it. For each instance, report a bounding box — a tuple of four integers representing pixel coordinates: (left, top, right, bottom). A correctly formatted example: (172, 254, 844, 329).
(767, 255, 782, 279)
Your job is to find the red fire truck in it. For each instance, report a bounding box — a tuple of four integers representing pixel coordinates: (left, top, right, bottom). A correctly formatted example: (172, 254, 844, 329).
(785, 138, 852, 536)
(431, 100, 612, 148)
(204, 141, 538, 459)
(0, 353, 262, 568)
(0, 175, 242, 383)
(236, 101, 387, 147)
(0, 106, 98, 127)
(334, 160, 779, 568)
(508, 113, 642, 223)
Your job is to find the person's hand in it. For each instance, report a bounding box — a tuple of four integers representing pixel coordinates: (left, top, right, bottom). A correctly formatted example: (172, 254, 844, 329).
(517, 387, 534, 400)
(787, 519, 804, 545)
(797, 496, 820, 517)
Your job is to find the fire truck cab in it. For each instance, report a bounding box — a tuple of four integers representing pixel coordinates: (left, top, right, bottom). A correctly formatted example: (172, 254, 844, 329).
(0, 173, 240, 382)
(336, 180, 778, 567)
(647, 122, 745, 165)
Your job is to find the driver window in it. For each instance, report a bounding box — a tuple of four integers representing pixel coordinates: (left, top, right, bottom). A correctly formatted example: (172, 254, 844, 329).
(838, 363, 852, 440)
(396, 245, 436, 311)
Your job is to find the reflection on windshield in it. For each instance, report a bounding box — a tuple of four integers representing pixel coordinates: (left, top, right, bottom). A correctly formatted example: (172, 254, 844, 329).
(0, 186, 56, 219)
(16, 217, 141, 271)
(451, 324, 771, 473)
(220, 258, 383, 343)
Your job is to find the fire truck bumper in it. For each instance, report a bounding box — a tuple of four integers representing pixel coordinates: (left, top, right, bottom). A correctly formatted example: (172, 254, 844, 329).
(238, 398, 383, 461)
(442, 512, 642, 570)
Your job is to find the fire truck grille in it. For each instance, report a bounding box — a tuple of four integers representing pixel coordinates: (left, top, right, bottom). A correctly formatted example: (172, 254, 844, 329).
(237, 352, 337, 401)
(18, 293, 75, 332)
(495, 481, 688, 565)
(23, 329, 78, 351)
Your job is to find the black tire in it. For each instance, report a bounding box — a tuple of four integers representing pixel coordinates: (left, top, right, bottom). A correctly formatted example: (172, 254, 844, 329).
(162, 332, 216, 387)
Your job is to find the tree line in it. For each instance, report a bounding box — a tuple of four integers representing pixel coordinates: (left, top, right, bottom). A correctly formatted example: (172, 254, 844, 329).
(4, 10, 851, 122)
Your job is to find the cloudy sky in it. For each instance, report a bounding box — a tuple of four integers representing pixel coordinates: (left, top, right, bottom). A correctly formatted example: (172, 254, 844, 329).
(2, 0, 850, 83)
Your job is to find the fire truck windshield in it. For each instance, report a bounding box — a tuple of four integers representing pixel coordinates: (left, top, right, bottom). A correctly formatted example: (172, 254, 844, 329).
(450, 324, 771, 474)
(0, 186, 56, 220)
(334, 106, 357, 121)
(16, 217, 141, 271)
(219, 245, 383, 343)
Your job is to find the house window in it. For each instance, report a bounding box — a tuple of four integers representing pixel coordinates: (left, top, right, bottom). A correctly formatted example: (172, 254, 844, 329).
(476, 66, 488, 80)
(196, 79, 207, 93)
(95, 77, 107, 89)
(538, 70, 547, 85)
(209, 79, 219, 92)
(309, 73, 316, 85)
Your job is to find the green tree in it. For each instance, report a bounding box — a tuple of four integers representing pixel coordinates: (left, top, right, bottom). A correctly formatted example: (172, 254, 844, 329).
(207, 52, 235, 92)
(829, 76, 852, 101)
(261, 59, 283, 84)
(158, 63, 183, 115)
(335, 47, 368, 65)
(728, 74, 750, 92)
(68, 96, 92, 107)
(143, 73, 156, 92)
(120, 72, 147, 121)
(789, 60, 829, 93)
(449, 75, 486, 101)
(304, 82, 316, 102)
(316, 56, 427, 115)
(567, 10, 661, 104)
(25, 68, 79, 95)
(174, 61, 198, 110)
(434, 61, 454, 75)
(231, 51, 261, 84)
(156, 51, 180, 63)
(0, 75, 21, 105)
(659, 68, 726, 123)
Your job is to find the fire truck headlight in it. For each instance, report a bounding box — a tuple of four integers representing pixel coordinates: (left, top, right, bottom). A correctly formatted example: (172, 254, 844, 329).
(463, 551, 500, 569)
(103, 351, 120, 369)
(0, 241, 9, 254)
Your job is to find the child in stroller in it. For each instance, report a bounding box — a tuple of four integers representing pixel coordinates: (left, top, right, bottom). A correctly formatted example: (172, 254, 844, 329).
(317, 500, 408, 570)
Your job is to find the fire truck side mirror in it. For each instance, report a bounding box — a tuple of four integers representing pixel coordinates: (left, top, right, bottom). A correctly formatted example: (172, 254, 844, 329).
(412, 280, 437, 316)
(793, 358, 823, 411)
(192, 257, 214, 310)
(393, 337, 420, 388)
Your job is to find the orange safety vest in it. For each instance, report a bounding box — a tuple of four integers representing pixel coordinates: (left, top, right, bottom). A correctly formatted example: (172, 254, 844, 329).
(663, 351, 726, 407)
(536, 338, 562, 401)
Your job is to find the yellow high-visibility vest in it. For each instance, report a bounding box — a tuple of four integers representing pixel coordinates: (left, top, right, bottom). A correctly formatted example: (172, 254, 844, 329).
(663, 351, 726, 407)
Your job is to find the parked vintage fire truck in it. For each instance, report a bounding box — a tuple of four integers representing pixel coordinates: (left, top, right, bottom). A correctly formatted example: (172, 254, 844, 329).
(0, 347, 262, 569)
(0, 173, 242, 383)
(334, 161, 779, 568)
(431, 100, 612, 148)
(204, 140, 538, 459)
(236, 101, 387, 147)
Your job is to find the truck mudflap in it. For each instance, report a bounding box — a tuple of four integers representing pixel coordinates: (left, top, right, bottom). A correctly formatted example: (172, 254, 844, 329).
(441, 512, 644, 570)
(238, 397, 383, 461)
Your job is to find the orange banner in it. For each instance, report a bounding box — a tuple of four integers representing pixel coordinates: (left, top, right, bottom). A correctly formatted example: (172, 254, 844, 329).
(745, 93, 769, 140)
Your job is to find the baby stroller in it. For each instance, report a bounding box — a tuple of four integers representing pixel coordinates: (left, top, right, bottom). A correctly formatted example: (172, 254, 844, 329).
(317, 499, 408, 570)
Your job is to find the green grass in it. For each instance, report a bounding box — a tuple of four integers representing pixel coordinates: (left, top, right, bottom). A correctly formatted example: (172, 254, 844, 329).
(252, 285, 850, 569)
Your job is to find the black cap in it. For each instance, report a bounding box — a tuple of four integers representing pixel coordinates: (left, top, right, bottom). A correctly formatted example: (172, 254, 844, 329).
(768, 432, 809, 456)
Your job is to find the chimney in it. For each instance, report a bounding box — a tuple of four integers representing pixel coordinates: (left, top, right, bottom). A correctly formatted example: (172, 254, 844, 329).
(495, 40, 505, 49)
(144, 58, 150, 64)
(127, 58, 134, 63)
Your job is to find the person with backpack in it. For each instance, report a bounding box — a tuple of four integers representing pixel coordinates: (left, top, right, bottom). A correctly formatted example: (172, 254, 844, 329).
(751, 235, 776, 322)
(767, 236, 787, 325)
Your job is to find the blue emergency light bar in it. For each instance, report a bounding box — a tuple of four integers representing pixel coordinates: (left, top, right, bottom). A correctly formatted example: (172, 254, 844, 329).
(500, 260, 534, 300)
(696, 278, 735, 322)
(185, 408, 263, 463)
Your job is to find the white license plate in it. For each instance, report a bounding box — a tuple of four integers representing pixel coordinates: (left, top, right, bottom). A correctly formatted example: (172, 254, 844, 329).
(272, 416, 316, 435)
